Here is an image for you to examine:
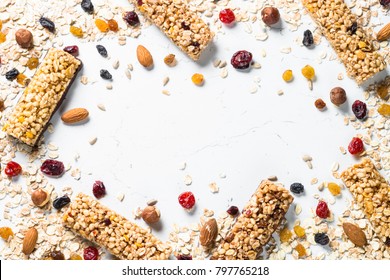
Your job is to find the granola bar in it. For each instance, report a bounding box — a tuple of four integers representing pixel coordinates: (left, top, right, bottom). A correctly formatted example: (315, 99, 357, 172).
(3, 48, 82, 146)
(341, 158, 390, 242)
(63, 193, 172, 260)
(211, 180, 294, 260)
(302, 0, 386, 85)
(130, 0, 213, 60)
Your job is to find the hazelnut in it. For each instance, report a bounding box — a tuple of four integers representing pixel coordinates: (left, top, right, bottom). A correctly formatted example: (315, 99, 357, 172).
(31, 188, 50, 207)
(330, 87, 347, 106)
(141, 206, 160, 224)
(314, 98, 326, 110)
(15, 29, 33, 49)
(261, 7, 280, 26)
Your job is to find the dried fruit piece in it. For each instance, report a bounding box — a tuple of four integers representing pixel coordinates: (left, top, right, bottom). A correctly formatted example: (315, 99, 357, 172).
(100, 69, 112, 80)
(302, 30, 314, 47)
(295, 243, 306, 258)
(178, 191, 195, 209)
(108, 19, 119, 32)
(231, 50, 252, 69)
(293, 225, 306, 237)
(0, 227, 14, 240)
(378, 104, 390, 117)
(53, 195, 71, 210)
(27, 57, 39, 70)
(39, 17, 55, 33)
(136, 45, 153, 67)
(177, 255, 192, 260)
(290, 183, 304, 194)
(377, 84, 389, 99)
(5, 161, 22, 177)
(141, 206, 160, 224)
(81, 0, 94, 14)
(348, 22, 358, 35)
(282, 70, 293, 82)
(226, 205, 239, 216)
(16, 73, 28, 86)
(0, 32, 6, 43)
(5, 68, 20, 81)
(191, 73, 204, 86)
(96, 44, 108, 57)
(330, 87, 347, 106)
(316, 200, 330, 219)
(22, 228, 38, 255)
(70, 26, 83, 38)
(348, 137, 364, 155)
(301, 65, 315, 80)
(95, 19, 109, 32)
(63, 45, 79, 56)
(315, 233, 329, 245)
(51, 250, 65, 260)
(261, 7, 280, 26)
(92, 181, 106, 199)
(123, 11, 140, 27)
(315, 98, 326, 110)
(164, 54, 176, 66)
(15, 29, 33, 48)
(84, 246, 99, 260)
(70, 253, 83, 260)
(219, 9, 235, 24)
(279, 227, 292, 243)
(327, 182, 341, 196)
(342, 222, 367, 247)
(199, 218, 218, 246)
(40, 159, 65, 177)
(352, 100, 367, 120)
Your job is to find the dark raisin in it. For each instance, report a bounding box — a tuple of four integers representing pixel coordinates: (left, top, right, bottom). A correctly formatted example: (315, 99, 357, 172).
(92, 180, 106, 199)
(226, 206, 239, 216)
(231, 50, 252, 69)
(96, 45, 108, 57)
(380, 0, 390, 7)
(302, 30, 314, 47)
(103, 218, 111, 226)
(181, 22, 190, 30)
(385, 237, 390, 246)
(51, 251, 65, 260)
(290, 183, 304, 194)
(348, 22, 358, 35)
(5, 68, 19, 81)
(123, 11, 140, 27)
(81, 0, 94, 14)
(39, 17, 55, 33)
(63, 45, 79, 56)
(40, 159, 65, 177)
(176, 255, 192, 260)
(100, 69, 112, 80)
(352, 100, 367, 120)
(191, 41, 200, 47)
(314, 233, 330, 245)
(53, 195, 71, 210)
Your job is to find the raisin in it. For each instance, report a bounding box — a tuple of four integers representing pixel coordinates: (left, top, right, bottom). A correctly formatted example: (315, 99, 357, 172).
(282, 70, 293, 82)
(177, 255, 192, 260)
(352, 100, 367, 120)
(293, 225, 306, 237)
(0, 21, 2, 30)
(81, 0, 94, 14)
(231, 50, 252, 69)
(5, 161, 22, 177)
(181, 22, 190, 30)
(103, 218, 111, 226)
(123, 11, 140, 27)
(0, 32, 6, 43)
(315, 98, 326, 110)
(93, 181, 106, 199)
(16, 73, 28, 86)
(70, 253, 83, 260)
(327, 182, 341, 196)
(96, 45, 108, 57)
(53, 195, 71, 210)
(108, 19, 119, 32)
(279, 227, 292, 243)
(380, 0, 390, 7)
(40, 159, 65, 177)
(227, 206, 239, 216)
(302, 30, 314, 47)
(95, 19, 109, 32)
(27, 57, 39, 70)
(316, 200, 330, 219)
(178, 191, 195, 209)
(70, 26, 83, 38)
(348, 22, 358, 35)
(51, 250, 65, 260)
(0, 227, 14, 240)
(5, 68, 19, 81)
(100, 69, 112, 80)
(295, 243, 306, 258)
(378, 104, 390, 117)
(63, 45, 79, 56)
(84, 246, 99, 260)
(385, 237, 390, 247)
(39, 17, 55, 33)
(290, 183, 304, 194)
(301, 65, 315, 80)
(219, 9, 235, 24)
(377, 84, 389, 99)
(314, 233, 330, 245)
(348, 137, 364, 155)
(191, 73, 204, 86)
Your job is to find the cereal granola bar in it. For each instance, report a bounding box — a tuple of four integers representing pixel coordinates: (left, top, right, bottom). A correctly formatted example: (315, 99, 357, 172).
(341, 158, 390, 242)
(212, 180, 294, 260)
(129, 0, 213, 60)
(63, 193, 172, 260)
(302, 0, 386, 84)
(3, 48, 82, 146)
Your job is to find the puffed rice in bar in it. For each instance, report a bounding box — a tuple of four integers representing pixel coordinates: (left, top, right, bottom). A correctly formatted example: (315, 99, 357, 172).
(129, 0, 213, 60)
(341, 158, 390, 242)
(212, 180, 294, 260)
(63, 193, 172, 260)
(3, 48, 82, 146)
(302, 0, 386, 84)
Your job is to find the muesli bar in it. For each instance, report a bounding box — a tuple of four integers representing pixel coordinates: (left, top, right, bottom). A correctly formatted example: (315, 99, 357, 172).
(3, 48, 82, 146)
(302, 0, 386, 84)
(341, 158, 390, 241)
(63, 193, 172, 260)
(130, 0, 213, 60)
(212, 181, 294, 260)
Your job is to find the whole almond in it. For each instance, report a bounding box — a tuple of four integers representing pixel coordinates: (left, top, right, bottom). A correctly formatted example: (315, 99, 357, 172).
(199, 218, 218, 246)
(377, 23, 390, 42)
(137, 45, 153, 67)
(61, 108, 89, 124)
(342, 222, 367, 247)
(23, 228, 38, 255)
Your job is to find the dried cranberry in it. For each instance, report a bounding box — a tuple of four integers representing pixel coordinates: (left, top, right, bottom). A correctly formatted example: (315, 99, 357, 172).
(40, 159, 64, 177)
(123, 11, 140, 27)
(226, 206, 239, 216)
(178, 191, 195, 209)
(103, 218, 111, 226)
(380, 0, 390, 7)
(83, 246, 99, 260)
(231, 50, 253, 69)
(93, 181, 106, 199)
(348, 137, 364, 155)
(177, 255, 192, 260)
(63, 45, 79, 56)
(137, 0, 143, 5)
(219, 9, 235, 24)
(351, 100, 367, 120)
(4, 161, 22, 177)
(316, 200, 330, 219)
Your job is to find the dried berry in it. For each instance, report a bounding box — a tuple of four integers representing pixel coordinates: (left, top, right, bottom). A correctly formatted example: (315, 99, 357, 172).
(70, 253, 83, 260)
(5, 161, 22, 177)
(92, 181, 106, 199)
(348, 22, 358, 35)
(330, 87, 347, 106)
(302, 30, 314, 47)
(108, 19, 119, 32)
(261, 7, 280, 26)
(226, 206, 239, 216)
(81, 0, 94, 14)
(96, 45, 108, 57)
(16, 73, 28, 86)
(293, 225, 306, 237)
(15, 29, 33, 48)
(123, 11, 140, 27)
(380, 0, 390, 7)
(178, 191, 195, 209)
(103, 218, 111, 226)
(316, 200, 330, 219)
(301, 65, 315, 80)
(63, 45, 79, 56)
(279, 227, 292, 243)
(27, 57, 39, 70)
(327, 182, 341, 196)
(191, 73, 204, 86)
(377, 84, 389, 99)
(177, 255, 192, 260)
(5, 68, 20, 81)
(0, 32, 6, 44)
(219, 9, 235, 24)
(385, 237, 390, 247)
(290, 183, 304, 194)
(84, 246, 99, 260)
(295, 243, 306, 258)
(51, 250, 65, 260)
(39, 17, 55, 33)
(348, 137, 364, 155)
(314, 233, 330, 245)
(0, 227, 14, 240)
(282, 70, 293, 82)
(231, 50, 252, 69)
(100, 69, 112, 80)
(351, 100, 367, 120)
(40, 159, 64, 177)
(70, 26, 83, 38)
(315, 98, 326, 110)
(95, 19, 109, 32)
(378, 104, 390, 117)
(53, 195, 71, 210)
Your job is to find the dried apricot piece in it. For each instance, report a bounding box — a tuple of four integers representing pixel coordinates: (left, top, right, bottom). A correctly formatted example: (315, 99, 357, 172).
(95, 19, 109, 32)
(293, 225, 306, 238)
(279, 227, 292, 243)
(327, 182, 341, 196)
(0, 227, 14, 240)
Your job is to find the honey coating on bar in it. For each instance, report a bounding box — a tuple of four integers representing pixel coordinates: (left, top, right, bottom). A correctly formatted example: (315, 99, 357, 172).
(302, 0, 386, 84)
(63, 193, 172, 260)
(3, 48, 82, 146)
(212, 181, 294, 260)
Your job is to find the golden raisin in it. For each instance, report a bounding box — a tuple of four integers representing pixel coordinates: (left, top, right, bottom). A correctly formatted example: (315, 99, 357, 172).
(27, 57, 39, 70)
(25, 131, 34, 139)
(293, 225, 306, 238)
(107, 19, 119, 32)
(378, 104, 390, 117)
(70, 26, 83, 38)
(191, 73, 204, 86)
(279, 227, 292, 243)
(16, 73, 27, 86)
(295, 243, 306, 258)
(327, 182, 341, 196)
(70, 253, 83, 260)
(301, 65, 315, 80)
(377, 84, 389, 99)
(0, 21, 2, 30)
(95, 19, 109, 32)
(282, 70, 293, 82)
(0, 227, 14, 240)
(0, 32, 6, 43)
(315, 98, 326, 110)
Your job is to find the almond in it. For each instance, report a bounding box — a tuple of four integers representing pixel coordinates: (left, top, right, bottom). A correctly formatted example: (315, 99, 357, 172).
(61, 108, 89, 124)
(377, 23, 390, 42)
(342, 222, 367, 247)
(22, 227, 38, 255)
(137, 45, 153, 67)
(199, 218, 218, 246)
